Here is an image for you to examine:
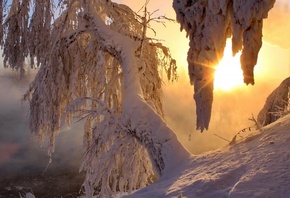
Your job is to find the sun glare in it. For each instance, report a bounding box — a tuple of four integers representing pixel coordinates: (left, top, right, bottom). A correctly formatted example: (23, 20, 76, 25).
(214, 40, 244, 91)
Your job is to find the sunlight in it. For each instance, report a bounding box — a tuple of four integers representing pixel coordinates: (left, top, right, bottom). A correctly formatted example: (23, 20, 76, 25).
(214, 40, 244, 91)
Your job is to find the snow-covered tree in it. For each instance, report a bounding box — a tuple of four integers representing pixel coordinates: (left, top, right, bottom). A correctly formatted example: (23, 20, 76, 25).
(258, 77, 290, 126)
(1, 0, 190, 196)
(0, 0, 276, 197)
(173, 0, 276, 131)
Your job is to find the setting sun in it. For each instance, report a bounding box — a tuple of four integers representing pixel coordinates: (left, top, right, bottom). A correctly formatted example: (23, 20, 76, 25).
(214, 40, 244, 91)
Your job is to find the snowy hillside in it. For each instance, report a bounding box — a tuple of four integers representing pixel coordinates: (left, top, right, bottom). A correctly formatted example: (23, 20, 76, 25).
(126, 114, 290, 198)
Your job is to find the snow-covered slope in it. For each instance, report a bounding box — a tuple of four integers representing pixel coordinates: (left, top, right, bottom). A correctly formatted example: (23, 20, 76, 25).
(126, 114, 290, 198)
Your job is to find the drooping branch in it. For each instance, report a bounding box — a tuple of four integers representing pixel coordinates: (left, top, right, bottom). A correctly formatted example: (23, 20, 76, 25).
(231, 0, 275, 84)
(173, 0, 275, 131)
(29, 1, 52, 67)
(78, 8, 189, 194)
(2, 0, 30, 75)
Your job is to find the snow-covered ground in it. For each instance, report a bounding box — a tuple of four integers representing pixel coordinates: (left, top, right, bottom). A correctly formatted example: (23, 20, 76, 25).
(126, 114, 290, 198)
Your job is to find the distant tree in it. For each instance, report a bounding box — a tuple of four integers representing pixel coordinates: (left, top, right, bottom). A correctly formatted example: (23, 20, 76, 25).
(0, 0, 276, 197)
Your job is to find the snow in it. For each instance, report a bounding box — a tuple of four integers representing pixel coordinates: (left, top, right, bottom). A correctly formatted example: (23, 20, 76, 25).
(78, 6, 190, 196)
(257, 77, 290, 126)
(125, 114, 290, 197)
(21, 192, 35, 198)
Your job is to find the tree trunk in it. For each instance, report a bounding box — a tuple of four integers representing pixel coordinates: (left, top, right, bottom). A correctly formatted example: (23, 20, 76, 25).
(85, 8, 190, 176)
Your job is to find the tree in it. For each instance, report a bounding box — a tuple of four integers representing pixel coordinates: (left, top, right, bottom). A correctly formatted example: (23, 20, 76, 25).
(0, 0, 276, 197)
(2, 0, 190, 196)
(257, 77, 290, 126)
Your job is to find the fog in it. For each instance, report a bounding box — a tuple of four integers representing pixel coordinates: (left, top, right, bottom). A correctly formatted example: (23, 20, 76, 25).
(163, 68, 289, 154)
(0, 0, 290, 178)
(264, 0, 290, 48)
(0, 70, 84, 178)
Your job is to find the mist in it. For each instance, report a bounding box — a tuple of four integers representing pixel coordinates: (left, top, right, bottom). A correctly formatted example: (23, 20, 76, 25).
(0, 70, 84, 178)
(163, 72, 289, 154)
(264, 0, 290, 48)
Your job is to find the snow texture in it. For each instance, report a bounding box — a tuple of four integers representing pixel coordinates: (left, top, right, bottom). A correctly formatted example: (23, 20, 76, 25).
(126, 113, 290, 198)
(22, 192, 35, 198)
(173, 0, 275, 131)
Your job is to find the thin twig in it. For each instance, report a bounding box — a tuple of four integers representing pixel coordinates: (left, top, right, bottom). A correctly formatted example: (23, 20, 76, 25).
(214, 134, 230, 143)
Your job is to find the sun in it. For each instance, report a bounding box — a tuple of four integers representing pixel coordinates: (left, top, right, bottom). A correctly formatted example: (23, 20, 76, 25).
(214, 40, 244, 91)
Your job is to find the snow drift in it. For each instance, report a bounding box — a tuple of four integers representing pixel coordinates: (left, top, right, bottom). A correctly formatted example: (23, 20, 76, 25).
(126, 113, 290, 198)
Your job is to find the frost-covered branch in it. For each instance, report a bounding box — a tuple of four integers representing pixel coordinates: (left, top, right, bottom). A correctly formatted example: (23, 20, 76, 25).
(257, 77, 290, 126)
(173, 0, 275, 131)
(136, 2, 175, 56)
(2, 0, 30, 75)
(77, 6, 189, 195)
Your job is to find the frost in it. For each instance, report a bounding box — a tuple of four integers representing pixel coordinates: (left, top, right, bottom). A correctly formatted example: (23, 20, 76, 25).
(257, 77, 290, 126)
(19, 192, 35, 198)
(173, 0, 275, 131)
